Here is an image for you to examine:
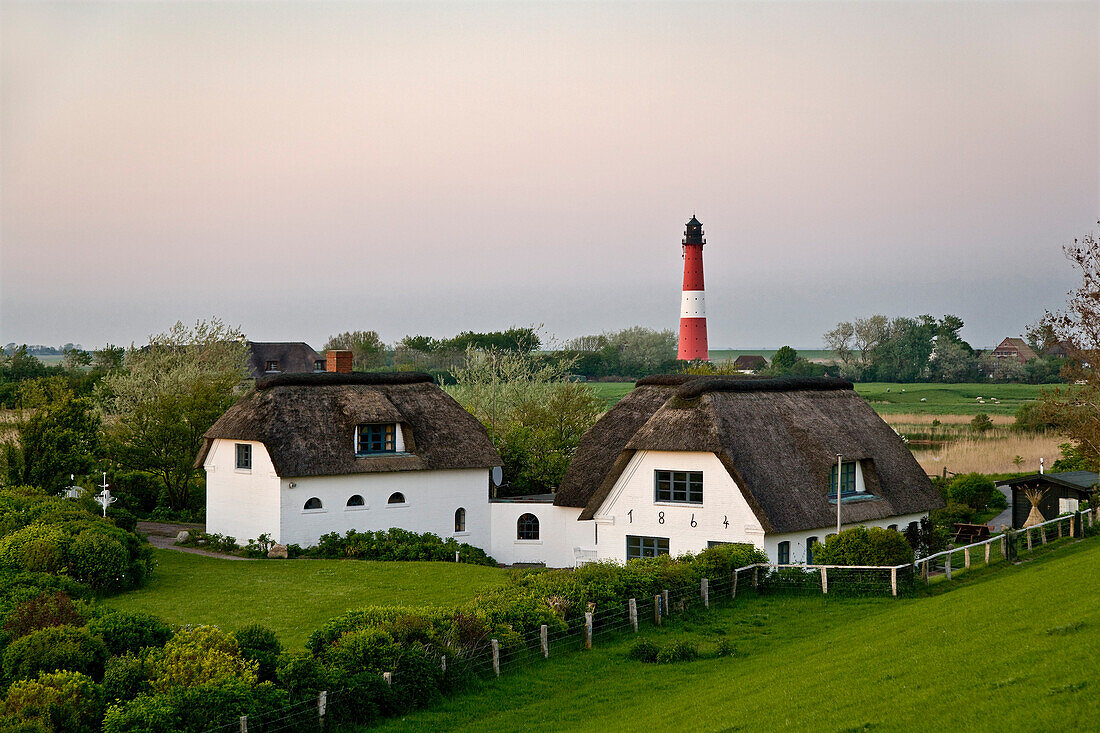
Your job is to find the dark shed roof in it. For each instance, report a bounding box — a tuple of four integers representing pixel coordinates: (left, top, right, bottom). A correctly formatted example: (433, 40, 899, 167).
(997, 471, 1098, 491)
(195, 372, 500, 477)
(732, 355, 768, 370)
(555, 375, 943, 532)
(247, 342, 323, 378)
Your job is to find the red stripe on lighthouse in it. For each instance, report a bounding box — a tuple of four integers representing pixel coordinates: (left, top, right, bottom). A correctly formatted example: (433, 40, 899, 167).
(677, 216, 709, 361)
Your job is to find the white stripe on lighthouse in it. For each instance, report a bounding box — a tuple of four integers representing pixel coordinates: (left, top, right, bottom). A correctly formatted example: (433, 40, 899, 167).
(680, 290, 706, 318)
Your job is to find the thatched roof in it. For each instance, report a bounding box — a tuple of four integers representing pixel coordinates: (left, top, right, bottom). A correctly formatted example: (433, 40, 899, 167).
(732, 355, 767, 370)
(555, 375, 943, 532)
(195, 372, 500, 477)
(247, 342, 323, 378)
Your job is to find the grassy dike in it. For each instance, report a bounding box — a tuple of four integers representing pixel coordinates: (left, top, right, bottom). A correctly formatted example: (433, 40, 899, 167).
(375, 538, 1100, 732)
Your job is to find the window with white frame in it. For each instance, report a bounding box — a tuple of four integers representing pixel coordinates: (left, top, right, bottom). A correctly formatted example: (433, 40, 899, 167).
(455, 508, 466, 533)
(1059, 497, 1079, 515)
(777, 541, 790, 565)
(517, 513, 539, 540)
(356, 424, 396, 455)
(829, 461, 858, 498)
(235, 443, 251, 470)
(346, 494, 365, 508)
(654, 470, 703, 504)
(626, 535, 669, 560)
(303, 497, 323, 511)
(264, 360, 280, 373)
(387, 492, 406, 505)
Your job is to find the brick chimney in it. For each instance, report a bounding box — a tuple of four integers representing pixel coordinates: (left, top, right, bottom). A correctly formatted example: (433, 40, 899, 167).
(326, 350, 353, 373)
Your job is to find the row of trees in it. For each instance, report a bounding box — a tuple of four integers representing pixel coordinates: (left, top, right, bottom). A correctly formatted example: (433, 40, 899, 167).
(823, 314, 1064, 383)
(322, 328, 542, 373)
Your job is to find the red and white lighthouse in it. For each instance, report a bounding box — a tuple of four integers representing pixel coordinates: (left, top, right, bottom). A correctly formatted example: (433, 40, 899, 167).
(677, 215, 709, 361)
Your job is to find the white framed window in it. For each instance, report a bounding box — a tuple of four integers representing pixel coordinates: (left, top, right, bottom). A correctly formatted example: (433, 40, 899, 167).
(655, 470, 703, 504)
(777, 541, 790, 565)
(455, 507, 467, 533)
(1059, 497, 1079, 515)
(235, 443, 252, 470)
(346, 494, 365, 509)
(387, 492, 407, 506)
(517, 513, 540, 540)
(264, 360, 280, 373)
(303, 497, 323, 512)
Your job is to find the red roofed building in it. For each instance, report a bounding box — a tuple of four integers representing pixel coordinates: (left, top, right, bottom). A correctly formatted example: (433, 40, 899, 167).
(991, 338, 1039, 364)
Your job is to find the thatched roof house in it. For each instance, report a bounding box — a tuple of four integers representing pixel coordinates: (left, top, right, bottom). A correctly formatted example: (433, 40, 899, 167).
(195, 372, 500, 477)
(246, 342, 324, 378)
(732, 354, 767, 372)
(555, 374, 943, 533)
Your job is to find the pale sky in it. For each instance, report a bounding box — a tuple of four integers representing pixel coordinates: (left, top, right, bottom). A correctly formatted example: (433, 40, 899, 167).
(2, 1, 1097, 350)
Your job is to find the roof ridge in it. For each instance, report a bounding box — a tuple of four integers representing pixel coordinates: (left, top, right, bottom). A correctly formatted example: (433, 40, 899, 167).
(256, 372, 434, 390)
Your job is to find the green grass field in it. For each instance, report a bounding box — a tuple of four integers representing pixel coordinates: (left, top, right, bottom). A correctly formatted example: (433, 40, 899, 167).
(101, 550, 506, 649)
(588, 381, 1046, 416)
(708, 348, 839, 362)
(376, 538, 1100, 732)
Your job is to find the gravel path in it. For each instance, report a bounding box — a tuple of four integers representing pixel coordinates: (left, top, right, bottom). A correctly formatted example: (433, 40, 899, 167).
(137, 521, 251, 560)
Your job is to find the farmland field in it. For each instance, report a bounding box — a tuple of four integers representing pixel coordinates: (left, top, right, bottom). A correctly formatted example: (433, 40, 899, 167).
(102, 549, 506, 649)
(708, 348, 839, 362)
(376, 537, 1100, 732)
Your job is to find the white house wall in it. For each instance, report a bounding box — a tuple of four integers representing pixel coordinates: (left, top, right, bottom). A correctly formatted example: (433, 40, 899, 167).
(205, 440, 282, 544)
(278, 468, 491, 548)
(591, 450, 766, 563)
(764, 511, 928, 565)
(489, 503, 586, 568)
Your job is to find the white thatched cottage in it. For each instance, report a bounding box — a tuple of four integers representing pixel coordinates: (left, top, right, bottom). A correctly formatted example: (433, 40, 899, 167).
(535, 375, 944, 566)
(196, 369, 501, 548)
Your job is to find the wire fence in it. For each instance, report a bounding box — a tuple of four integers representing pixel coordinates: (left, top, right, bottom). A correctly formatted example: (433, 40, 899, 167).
(216, 506, 1100, 732)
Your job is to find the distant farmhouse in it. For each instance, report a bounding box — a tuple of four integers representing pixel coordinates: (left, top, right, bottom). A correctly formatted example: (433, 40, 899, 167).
(732, 355, 767, 373)
(991, 338, 1039, 364)
(246, 342, 325, 379)
(200, 366, 943, 566)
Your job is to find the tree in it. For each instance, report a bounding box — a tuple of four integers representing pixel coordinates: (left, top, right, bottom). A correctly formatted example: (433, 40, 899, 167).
(823, 322, 855, 365)
(2, 378, 101, 494)
(930, 341, 978, 382)
(324, 331, 387, 370)
(853, 315, 890, 367)
(1034, 223, 1100, 470)
(98, 320, 249, 511)
(770, 346, 800, 372)
(62, 348, 92, 371)
(92, 345, 126, 373)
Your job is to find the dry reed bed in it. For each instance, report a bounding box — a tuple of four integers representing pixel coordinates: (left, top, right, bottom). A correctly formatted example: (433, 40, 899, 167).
(884, 413, 1014, 427)
(914, 431, 1066, 475)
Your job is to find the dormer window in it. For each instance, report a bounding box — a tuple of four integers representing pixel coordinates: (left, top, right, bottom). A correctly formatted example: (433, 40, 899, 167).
(264, 360, 280, 373)
(313, 360, 326, 372)
(829, 461, 859, 497)
(356, 423, 396, 455)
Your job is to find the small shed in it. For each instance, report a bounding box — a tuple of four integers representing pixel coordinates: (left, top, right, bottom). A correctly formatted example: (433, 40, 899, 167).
(732, 355, 768, 372)
(997, 471, 1097, 528)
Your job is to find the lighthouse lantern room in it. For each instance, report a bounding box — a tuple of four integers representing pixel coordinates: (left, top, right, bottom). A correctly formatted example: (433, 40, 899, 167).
(678, 215, 710, 361)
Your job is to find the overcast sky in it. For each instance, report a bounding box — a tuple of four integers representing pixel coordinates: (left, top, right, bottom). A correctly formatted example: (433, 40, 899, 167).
(2, 1, 1097, 351)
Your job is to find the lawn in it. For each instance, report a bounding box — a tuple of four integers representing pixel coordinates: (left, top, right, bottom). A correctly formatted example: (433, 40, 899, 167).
(854, 382, 1046, 416)
(376, 538, 1100, 732)
(101, 549, 506, 650)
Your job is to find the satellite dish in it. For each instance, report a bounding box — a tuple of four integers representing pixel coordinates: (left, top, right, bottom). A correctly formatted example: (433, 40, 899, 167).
(491, 466, 503, 486)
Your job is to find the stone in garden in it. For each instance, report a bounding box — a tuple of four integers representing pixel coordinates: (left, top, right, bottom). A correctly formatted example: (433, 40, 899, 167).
(175, 530, 190, 544)
(268, 544, 288, 559)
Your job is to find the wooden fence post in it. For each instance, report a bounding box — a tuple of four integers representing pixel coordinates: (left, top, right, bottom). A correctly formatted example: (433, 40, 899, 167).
(662, 590, 670, 616)
(540, 625, 549, 658)
(628, 599, 638, 632)
(732, 570, 739, 599)
(1041, 526, 1047, 545)
(239, 715, 247, 733)
(1071, 514, 1077, 538)
(455, 550, 460, 562)
(1001, 535, 1006, 558)
(820, 566, 828, 594)
(701, 578, 709, 608)
(1027, 530, 1033, 551)
(584, 613, 593, 650)
(945, 553, 952, 580)
(491, 639, 500, 677)
(890, 567, 898, 597)
(382, 672, 392, 685)
(441, 655, 447, 671)
(753, 566, 760, 590)
(985, 542, 991, 565)
(318, 690, 327, 725)
(963, 547, 970, 570)
(922, 560, 929, 585)
(654, 595, 662, 626)
(1058, 520, 1063, 539)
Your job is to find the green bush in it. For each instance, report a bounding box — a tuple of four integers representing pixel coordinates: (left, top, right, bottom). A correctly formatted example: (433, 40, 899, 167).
(714, 638, 736, 657)
(276, 653, 331, 701)
(2, 592, 86, 642)
(2, 625, 108, 682)
(102, 653, 149, 703)
(2, 670, 104, 733)
(305, 527, 497, 565)
(626, 638, 660, 663)
(655, 639, 698, 663)
(947, 473, 996, 511)
(147, 626, 257, 693)
(390, 644, 443, 711)
(106, 508, 137, 534)
(233, 624, 281, 682)
(87, 611, 173, 656)
(102, 681, 289, 733)
(323, 628, 402, 675)
(812, 526, 915, 566)
(0, 524, 71, 575)
(932, 501, 976, 529)
(970, 413, 994, 432)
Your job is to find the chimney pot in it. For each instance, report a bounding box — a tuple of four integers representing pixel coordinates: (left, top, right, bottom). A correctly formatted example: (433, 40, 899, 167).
(326, 350, 353, 373)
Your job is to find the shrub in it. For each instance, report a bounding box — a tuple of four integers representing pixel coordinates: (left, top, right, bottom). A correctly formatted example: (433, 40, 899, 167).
(812, 526, 915, 566)
(67, 530, 131, 590)
(947, 473, 996, 511)
(2, 670, 104, 733)
(970, 413, 994, 432)
(324, 628, 402, 675)
(932, 501, 976, 529)
(390, 644, 443, 711)
(1013, 402, 1054, 432)
(102, 681, 289, 733)
(903, 516, 949, 557)
(87, 611, 173, 656)
(655, 639, 698, 663)
(2, 592, 85, 641)
(102, 653, 148, 703)
(106, 508, 137, 533)
(303, 528, 496, 565)
(147, 626, 257, 693)
(626, 638, 660, 663)
(276, 653, 330, 701)
(0, 524, 70, 575)
(2, 625, 108, 682)
(233, 624, 281, 682)
(714, 638, 736, 657)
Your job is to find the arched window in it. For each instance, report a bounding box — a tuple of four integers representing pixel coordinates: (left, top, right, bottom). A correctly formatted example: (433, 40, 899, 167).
(387, 492, 406, 505)
(806, 536, 819, 564)
(303, 497, 322, 510)
(347, 494, 365, 507)
(777, 540, 790, 565)
(455, 508, 466, 533)
(517, 513, 539, 540)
